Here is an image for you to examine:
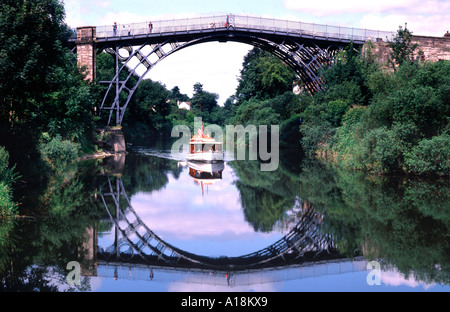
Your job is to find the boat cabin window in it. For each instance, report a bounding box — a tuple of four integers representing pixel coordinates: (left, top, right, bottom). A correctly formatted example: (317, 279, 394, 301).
(190, 143, 222, 153)
(204, 144, 215, 152)
(205, 144, 222, 152)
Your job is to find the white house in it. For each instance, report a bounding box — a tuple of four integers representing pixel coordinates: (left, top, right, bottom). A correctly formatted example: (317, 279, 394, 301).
(177, 101, 191, 111)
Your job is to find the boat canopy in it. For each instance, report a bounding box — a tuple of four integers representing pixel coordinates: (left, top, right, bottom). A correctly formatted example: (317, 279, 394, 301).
(189, 141, 222, 144)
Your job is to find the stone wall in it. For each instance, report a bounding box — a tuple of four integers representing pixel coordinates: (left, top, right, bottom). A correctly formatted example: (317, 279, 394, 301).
(364, 33, 450, 68)
(412, 35, 450, 62)
(76, 26, 97, 82)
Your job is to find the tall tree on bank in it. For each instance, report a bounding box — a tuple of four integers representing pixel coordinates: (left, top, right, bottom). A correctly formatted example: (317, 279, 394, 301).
(0, 0, 98, 175)
(235, 47, 296, 103)
(388, 23, 419, 70)
(0, 0, 70, 130)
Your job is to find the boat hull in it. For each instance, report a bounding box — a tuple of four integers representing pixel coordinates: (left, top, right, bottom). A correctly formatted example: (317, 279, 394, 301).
(186, 151, 224, 162)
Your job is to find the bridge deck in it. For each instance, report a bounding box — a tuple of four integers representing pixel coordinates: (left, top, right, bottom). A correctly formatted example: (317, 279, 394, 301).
(69, 14, 395, 45)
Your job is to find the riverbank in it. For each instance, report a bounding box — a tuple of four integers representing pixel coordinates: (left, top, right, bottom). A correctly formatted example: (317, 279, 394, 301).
(79, 127, 128, 161)
(300, 56, 450, 177)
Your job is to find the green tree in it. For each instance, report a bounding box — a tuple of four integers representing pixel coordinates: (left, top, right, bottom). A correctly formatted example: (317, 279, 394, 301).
(129, 79, 171, 131)
(388, 23, 419, 70)
(190, 83, 219, 123)
(169, 86, 190, 102)
(0, 0, 72, 129)
(0, 0, 98, 178)
(235, 47, 296, 103)
(0, 146, 18, 217)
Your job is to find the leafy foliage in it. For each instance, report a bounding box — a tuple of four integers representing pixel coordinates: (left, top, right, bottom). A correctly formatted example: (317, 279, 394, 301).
(0, 147, 18, 217)
(0, 0, 99, 181)
(236, 48, 296, 102)
(388, 23, 419, 69)
(127, 79, 171, 132)
(405, 134, 450, 175)
(39, 135, 80, 171)
(300, 28, 450, 176)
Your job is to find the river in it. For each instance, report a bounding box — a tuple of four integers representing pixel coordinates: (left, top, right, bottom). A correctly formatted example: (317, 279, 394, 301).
(0, 137, 449, 292)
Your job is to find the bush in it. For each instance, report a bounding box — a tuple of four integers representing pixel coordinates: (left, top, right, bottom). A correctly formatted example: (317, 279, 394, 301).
(39, 135, 80, 170)
(342, 126, 404, 173)
(0, 146, 18, 217)
(333, 107, 367, 168)
(405, 134, 450, 175)
(0, 146, 18, 186)
(0, 182, 16, 217)
(323, 100, 350, 127)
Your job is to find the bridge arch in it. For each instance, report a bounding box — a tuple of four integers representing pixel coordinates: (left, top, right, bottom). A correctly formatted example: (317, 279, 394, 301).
(70, 15, 391, 126)
(98, 176, 339, 270)
(97, 33, 339, 126)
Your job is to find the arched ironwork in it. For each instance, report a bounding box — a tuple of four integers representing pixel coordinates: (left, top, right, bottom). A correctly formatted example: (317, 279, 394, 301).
(69, 14, 393, 126)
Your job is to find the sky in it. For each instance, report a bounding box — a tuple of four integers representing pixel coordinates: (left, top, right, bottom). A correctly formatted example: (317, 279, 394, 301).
(63, 0, 450, 104)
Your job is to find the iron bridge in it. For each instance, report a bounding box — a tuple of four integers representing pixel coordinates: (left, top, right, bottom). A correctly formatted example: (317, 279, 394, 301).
(68, 14, 395, 126)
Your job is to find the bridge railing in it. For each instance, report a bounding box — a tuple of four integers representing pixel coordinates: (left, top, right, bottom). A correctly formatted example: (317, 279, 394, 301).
(94, 14, 395, 43)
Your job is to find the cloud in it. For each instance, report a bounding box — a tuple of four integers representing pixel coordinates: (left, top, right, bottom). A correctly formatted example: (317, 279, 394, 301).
(283, 0, 450, 36)
(95, 1, 111, 9)
(148, 42, 252, 105)
(360, 12, 450, 36)
(98, 11, 150, 26)
(64, 0, 84, 26)
(381, 269, 435, 290)
(283, 0, 413, 16)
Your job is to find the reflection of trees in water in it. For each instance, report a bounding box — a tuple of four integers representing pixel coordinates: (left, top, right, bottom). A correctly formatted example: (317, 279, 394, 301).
(120, 154, 182, 196)
(230, 153, 450, 285)
(299, 160, 450, 285)
(0, 161, 101, 291)
(98, 175, 338, 270)
(228, 151, 303, 233)
(117, 150, 306, 234)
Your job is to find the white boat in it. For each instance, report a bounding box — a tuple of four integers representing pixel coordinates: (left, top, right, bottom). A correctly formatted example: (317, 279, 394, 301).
(186, 126, 224, 162)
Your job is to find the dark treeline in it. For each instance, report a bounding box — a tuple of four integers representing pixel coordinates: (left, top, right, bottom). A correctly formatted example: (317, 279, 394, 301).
(0, 0, 100, 217)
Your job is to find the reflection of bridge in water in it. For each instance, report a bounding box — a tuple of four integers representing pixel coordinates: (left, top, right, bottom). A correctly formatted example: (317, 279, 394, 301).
(94, 174, 367, 285)
(96, 258, 367, 287)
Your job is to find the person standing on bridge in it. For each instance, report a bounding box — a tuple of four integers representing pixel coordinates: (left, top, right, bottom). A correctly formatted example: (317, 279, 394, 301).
(149, 21, 153, 33)
(128, 25, 131, 36)
(113, 22, 117, 36)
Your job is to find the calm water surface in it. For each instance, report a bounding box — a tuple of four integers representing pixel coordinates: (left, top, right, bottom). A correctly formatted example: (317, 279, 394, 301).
(1, 139, 449, 292)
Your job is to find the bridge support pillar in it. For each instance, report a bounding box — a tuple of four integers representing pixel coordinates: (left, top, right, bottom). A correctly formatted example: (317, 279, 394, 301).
(76, 26, 97, 82)
(96, 128, 127, 154)
(111, 130, 126, 153)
